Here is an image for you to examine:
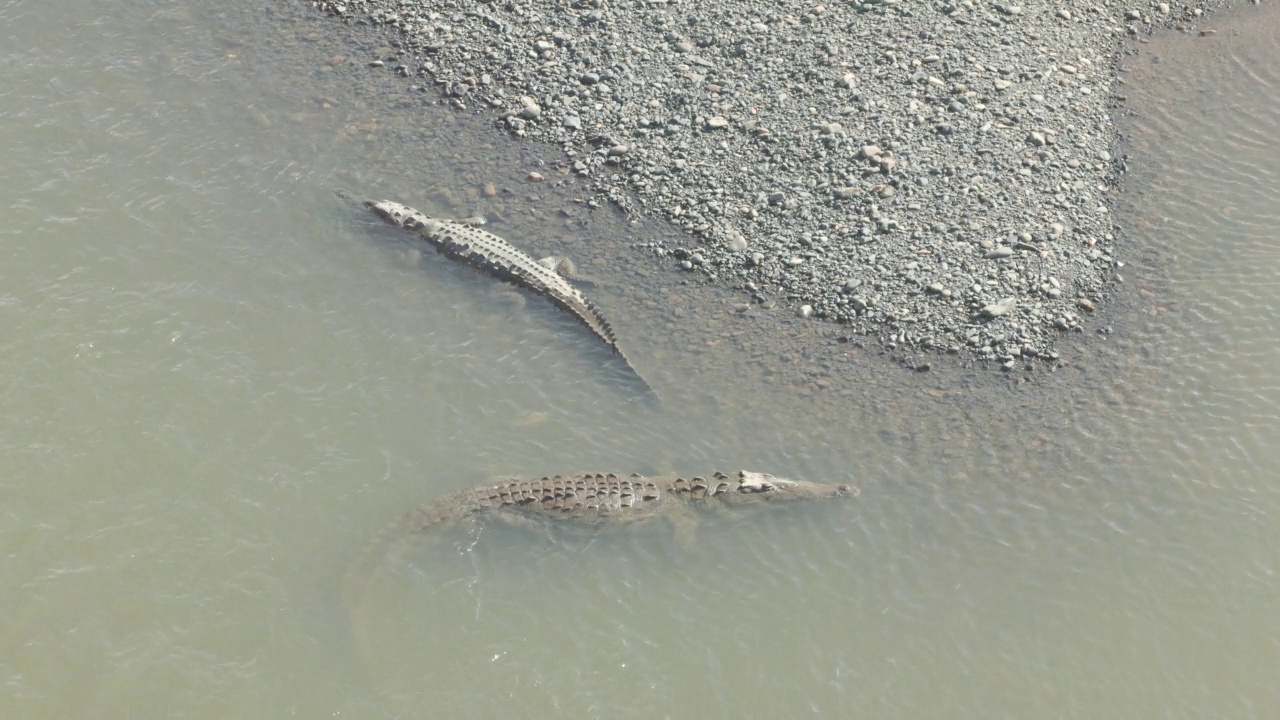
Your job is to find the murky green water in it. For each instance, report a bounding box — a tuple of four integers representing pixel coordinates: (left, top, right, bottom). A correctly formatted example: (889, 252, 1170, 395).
(3, 0, 1278, 716)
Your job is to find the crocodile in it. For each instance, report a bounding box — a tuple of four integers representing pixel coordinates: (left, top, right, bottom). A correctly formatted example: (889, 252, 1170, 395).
(337, 191, 652, 395)
(343, 471, 856, 660)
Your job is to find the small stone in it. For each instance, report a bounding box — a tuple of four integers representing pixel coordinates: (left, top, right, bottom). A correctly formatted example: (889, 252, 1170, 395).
(994, 79, 1013, 90)
(840, 73, 857, 89)
(368, 60, 384, 68)
(786, 256, 804, 266)
(707, 116, 730, 129)
(528, 171, 544, 182)
(727, 234, 748, 252)
(984, 247, 1014, 259)
(1126, 9, 1142, 21)
(483, 183, 498, 197)
(981, 297, 1017, 318)
(519, 103, 542, 120)
(797, 305, 813, 318)
(608, 144, 629, 156)
(834, 187, 858, 199)
(1028, 131, 1047, 146)
(1056, 8, 1071, 19)
(1077, 298, 1095, 312)
(563, 116, 582, 129)
(860, 145, 883, 160)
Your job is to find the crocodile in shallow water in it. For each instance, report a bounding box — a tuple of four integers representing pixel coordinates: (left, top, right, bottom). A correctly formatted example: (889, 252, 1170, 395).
(338, 191, 652, 395)
(344, 470, 856, 660)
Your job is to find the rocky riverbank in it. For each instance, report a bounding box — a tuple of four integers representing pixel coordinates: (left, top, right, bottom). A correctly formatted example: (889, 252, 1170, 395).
(312, 0, 1242, 366)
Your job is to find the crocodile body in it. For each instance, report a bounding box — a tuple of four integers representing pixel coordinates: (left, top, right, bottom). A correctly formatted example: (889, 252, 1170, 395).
(385, 470, 851, 534)
(340, 192, 650, 394)
(344, 471, 856, 659)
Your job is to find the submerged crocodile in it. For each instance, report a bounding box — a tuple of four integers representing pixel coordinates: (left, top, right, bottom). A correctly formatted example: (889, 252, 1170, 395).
(337, 191, 652, 395)
(344, 471, 856, 660)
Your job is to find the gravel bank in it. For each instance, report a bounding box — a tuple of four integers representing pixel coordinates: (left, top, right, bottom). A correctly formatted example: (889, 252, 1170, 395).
(312, 0, 1242, 366)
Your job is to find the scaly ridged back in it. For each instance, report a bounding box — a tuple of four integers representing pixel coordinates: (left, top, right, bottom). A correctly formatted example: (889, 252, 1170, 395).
(365, 199, 626, 357)
(424, 220, 623, 353)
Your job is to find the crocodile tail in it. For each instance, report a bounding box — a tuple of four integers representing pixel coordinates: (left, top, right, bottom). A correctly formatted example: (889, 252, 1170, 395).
(342, 504, 461, 668)
(582, 299, 620, 350)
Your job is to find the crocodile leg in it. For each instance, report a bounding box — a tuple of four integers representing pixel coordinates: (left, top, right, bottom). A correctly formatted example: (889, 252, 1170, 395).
(666, 504, 701, 551)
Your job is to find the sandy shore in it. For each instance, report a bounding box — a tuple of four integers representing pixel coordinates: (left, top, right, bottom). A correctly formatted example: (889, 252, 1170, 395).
(314, 0, 1240, 366)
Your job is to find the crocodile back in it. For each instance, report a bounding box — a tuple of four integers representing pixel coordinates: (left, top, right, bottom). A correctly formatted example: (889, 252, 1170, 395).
(455, 472, 668, 522)
(370, 200, 623, 356)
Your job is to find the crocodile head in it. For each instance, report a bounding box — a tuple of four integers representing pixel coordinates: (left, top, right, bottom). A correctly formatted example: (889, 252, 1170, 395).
(717, 470, 856, 504)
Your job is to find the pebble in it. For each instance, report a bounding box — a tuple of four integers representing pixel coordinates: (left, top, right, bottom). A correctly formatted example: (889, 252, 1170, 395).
(981, 297, 1017, 318)
(984, 247, 1014, 259)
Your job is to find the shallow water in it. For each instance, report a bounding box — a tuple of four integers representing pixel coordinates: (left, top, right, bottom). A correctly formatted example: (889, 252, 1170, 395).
(2, 0, 1279, 716)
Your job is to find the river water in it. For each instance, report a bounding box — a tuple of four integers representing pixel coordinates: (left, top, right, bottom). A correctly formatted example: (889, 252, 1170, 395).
(3, 0, 1278, 716)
